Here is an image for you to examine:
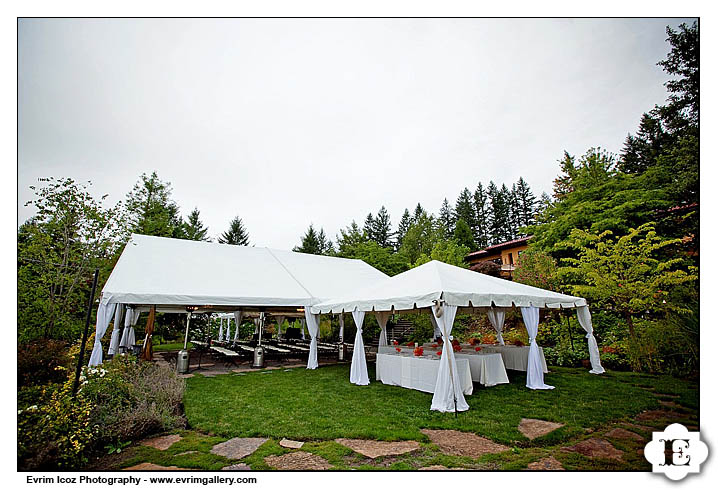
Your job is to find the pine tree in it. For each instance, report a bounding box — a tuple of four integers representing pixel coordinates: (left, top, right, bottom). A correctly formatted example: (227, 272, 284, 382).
(218, 216, 250, 245)
(294, 224, 333, 255)
(183, 208, 210, 241)
(363, 213, 375, 240)
(454, 188, 476, 238)
(508, 183, 521, 239)
(515, 177, 537, 230)
(473, 183, 490, 249)
(453, 218, 476, 250)
(413, 203, 425, 223)
(395, 209, 412, 249)
(125, 171, 184, 238)
(487, 181, 502, 245)
(500, 184, 514, 242)
(438, 198, 455, 238)
(372, 206, 393, 248)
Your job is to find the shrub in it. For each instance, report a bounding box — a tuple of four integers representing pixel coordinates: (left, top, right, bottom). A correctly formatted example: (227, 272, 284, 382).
(17, 339, 72, 387)
(18, 381, 96, 470)
(79, 355, 186, 444)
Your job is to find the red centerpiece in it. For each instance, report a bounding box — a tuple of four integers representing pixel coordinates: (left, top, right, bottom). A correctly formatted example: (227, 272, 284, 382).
(413, 347, 424, 357)
(395, 347, 402, 353)
(475, 346, 482, 352)
(431, 344, 438, 348)
(436, 350, 442, 357)
(392, 340, 399, 346)
(406, 341, 415, 347)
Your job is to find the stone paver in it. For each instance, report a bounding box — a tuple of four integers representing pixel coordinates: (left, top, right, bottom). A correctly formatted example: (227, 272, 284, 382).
(421, 429, 508, 458)
(561, 438, 623, 460)
(419, 465, 449, 470)
(335, 438, 420, 458)
(222, 463, 252, 470)
(211, 437, 269, 460)
(658, 400, 682, 409)
(124, 463, 187, 471)
(636, 410, 682, 422)
(279, 438, 305, 449)
(265, 451, 331, 470)
(140, 434, 182, 451)
(526, 456, 564, 470)
(605, 428, 644, 441)
(518, 418, 564, 440)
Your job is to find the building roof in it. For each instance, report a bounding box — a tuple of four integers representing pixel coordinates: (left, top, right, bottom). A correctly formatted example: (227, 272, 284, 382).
(465, 235, 534, 260)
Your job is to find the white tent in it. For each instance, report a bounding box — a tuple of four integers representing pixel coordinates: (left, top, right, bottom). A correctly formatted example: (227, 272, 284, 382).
(91, 234, 388, 366)
(312, 260, 604, 412)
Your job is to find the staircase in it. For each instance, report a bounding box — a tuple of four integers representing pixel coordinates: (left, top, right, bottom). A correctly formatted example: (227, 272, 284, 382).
(390, 318, 415, 342)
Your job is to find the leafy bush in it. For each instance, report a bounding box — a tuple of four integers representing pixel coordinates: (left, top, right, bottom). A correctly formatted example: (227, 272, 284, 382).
(79, 355, 186, 444)
(543, 345, 590, 368)
(18, 339, 72, 387)
(18, 381, 96, 470)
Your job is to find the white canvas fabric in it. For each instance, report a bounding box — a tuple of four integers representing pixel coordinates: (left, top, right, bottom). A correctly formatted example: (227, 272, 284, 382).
(487, 307, 506, 345)
(338, 314, 345, 343)
(233, 311, 243, 342)
(89, 302, 117, 366)
(350, 310, 369, 385)
(108, 304, 125, 355)
(312, 260, 586, 314)
(100, 234, 388, 307)
(304, 310, 320, 370)
(430, 304, 469, 412)
(218, 320, 224, 341)
(576, 306, 605, 374)
(224, 317, 231, 342)
(276, 316, 285, 337)
(120, 306, 140, 349)
(375, 311, 390, 347)
(429, 313, 441, 340)
(301, 318, 306, 340)
(521, 306, 554, 390)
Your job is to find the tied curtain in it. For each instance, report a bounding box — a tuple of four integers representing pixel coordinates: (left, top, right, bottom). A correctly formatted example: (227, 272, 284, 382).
(304, 309, 320, 370)
(487, 307, 506, 345)
(276, 315, 285, 338)
(349, 310, 369, 385)
(521, 306, 554, 390)
(429, 314, 441, 340)
(338, 314, 344, 343)
(375, 311, 390, 347)
(225, 317, 231, 342)
(88, 302, 117, 366)
(120, 307, 140, 350)
(218, 319, 224, 341)
(108, 304, 125, 356)
(301, 318, 306, 340)
(431, 304, 469, 412)
(233, 311, 243, 342)
(576, 306, 605, 374)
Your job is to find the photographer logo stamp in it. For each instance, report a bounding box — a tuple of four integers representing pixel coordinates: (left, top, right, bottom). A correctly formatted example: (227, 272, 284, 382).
(644, 423, 708, 481)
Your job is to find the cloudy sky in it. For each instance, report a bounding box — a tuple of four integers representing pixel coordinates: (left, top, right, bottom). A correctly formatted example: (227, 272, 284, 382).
(18, 18, 694, 249)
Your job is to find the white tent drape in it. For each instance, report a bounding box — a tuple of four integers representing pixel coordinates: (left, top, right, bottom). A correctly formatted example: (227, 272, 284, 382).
(304, 309, 320, 370)
(300, 318, 306, 340)
(487, 307, 506, 345)
(576, 306, 605, 374)
(108, 304, 125, 356)
(429, 313, 441, 340)
(338, 314, 345, 343)
(276, 316, 285, 338)
(88, 302, 117, 366)
(521, 306, 554, 390)
(375, 311, 390, 347)
(233, 311, 243, 342)
(120, 306, 140, 349)
(218, 319, 224, 341)
(431, 304, 469, 412)
(350, 310, 369, 385)
(224, 317, 231, 342)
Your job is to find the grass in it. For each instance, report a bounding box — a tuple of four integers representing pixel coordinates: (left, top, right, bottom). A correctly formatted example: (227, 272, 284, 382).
(153, 342, 194, 352)
(183, 364, 697, 445)
(100, 364, 698, 471)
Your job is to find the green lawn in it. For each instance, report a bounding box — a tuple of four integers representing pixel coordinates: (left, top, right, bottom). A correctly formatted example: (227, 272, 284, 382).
(183, 364, 698, 445)
(153, 342, 194, 352)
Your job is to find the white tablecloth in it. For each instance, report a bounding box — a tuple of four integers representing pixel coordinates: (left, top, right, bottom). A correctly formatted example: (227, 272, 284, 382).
(376, 353, 473, 395)
(478, 345, 548, 373)
(454, 353, 509, 386)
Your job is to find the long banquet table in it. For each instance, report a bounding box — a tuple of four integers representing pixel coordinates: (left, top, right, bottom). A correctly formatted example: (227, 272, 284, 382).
(454, 353, 509, 386)
(423, 343, 548, 373)
(376, 353, 473, 395)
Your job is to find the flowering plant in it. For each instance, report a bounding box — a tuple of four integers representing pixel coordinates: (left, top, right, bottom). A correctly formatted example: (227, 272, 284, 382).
(413, 347, 424, 357)
(475, 346, 482, 352)
(392, 340, 399, 346)
(453, 343, 462, 352)
(468, 338, 477, 346)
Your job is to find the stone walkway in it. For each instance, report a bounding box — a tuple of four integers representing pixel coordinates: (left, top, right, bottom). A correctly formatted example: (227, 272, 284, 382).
(421, 429, 508, 458)
(561, 438, 623, 461)
(526, 456, 564, 470)
(124, 463, 187, 471)
(518, 418, 564, 440)
(210, 438, 268, 459)
(335, 438, 420, 458)
(140, 434, 181, 450)
(265, 452, 331, 470)
(604, 428, 644, 441)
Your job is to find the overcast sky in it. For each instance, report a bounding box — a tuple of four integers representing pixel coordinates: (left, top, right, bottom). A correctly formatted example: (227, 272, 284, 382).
(18, 18, 695, 249)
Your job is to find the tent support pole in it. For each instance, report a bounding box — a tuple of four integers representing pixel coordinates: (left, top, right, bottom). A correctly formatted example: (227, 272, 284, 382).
(183, 313, 191, 350)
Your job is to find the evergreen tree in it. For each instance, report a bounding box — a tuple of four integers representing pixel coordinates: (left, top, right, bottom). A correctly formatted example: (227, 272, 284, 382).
(515, 177, 537, 229)
(486, 181, 500, 245)
(473, 183, 490, 249)
(399, 212, 440, 265)
(294, 224, 333, 255)
(218, 216, 250, 245)
(438, 198, 455, 238)
(183, 208, 210, 241)
(395, 208, 412, 249)
(413, 203, 425, 223)
(363, 213, 375, 241)
(453, 218, 476, 250)
(336, 220, 366, 256)
(508, 183, 521, 239)
(125, 171, 184, 238)
(372, 206, 393, 248)
(454, 188, 476, 240)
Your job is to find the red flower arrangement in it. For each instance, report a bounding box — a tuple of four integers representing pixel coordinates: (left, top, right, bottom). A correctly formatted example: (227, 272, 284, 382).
(406, 341, 415, 347)
(436, 350, 442, 357)
(452, 344, 462, 352)
(431, 344, 438, 348)
(468, 338, 477, 346)
(395, 347, 402, 353)
(437, 338, 443, 345)
(475, 346, 482, 352)
(413, 347, 424, 357)
(392, 340, 399, 345)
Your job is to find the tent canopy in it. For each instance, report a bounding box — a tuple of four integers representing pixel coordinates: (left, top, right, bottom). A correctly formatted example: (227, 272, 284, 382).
(100, 234, 389, 308)
(312, 260, 587, 314)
